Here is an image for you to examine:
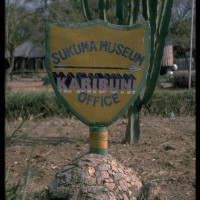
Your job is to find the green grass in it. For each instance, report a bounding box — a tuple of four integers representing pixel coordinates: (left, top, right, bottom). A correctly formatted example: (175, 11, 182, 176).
(5, 90, 70, 120)
(143, 89, 195, 117)
(5, 89, 196, 120)
(5, 116, 42, 200)
(5, 89, 195, 199)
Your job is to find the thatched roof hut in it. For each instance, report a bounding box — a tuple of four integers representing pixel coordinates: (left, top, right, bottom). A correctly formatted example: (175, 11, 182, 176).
(14, 40, 45, 58)
(12, 40, 45, 71)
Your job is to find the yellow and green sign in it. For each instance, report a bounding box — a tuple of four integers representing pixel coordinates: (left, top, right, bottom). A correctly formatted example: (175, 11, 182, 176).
(45, 19, 150, 127)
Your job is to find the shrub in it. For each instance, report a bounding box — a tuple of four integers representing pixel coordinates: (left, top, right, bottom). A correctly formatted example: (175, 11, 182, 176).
(5, 91, 70, 120)
(142, 89, 196, 117)
(172, 71, 196, 88)
(5, 89, 196, 120)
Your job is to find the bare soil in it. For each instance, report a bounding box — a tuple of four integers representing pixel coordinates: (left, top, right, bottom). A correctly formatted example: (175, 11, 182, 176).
(5, 75, 196, 199)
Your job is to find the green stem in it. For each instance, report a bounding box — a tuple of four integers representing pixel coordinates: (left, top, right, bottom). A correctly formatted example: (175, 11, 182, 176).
(116, 0, 124, 25)
(125, 97, 141, 144)
(133, 0, 139, 23)
(81, 0, 92, 21)
(142, 0, 149, 20)
(142, 0, 173, 105)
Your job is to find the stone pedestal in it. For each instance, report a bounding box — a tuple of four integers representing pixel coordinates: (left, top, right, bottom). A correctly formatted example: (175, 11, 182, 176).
(48, 153, 143, 200)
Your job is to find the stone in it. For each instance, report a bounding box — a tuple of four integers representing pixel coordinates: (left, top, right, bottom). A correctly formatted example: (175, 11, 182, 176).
(98, 163, 110, 171)
(128, 190, 132, 197)
(112, 165, 118, 172)
(108, 169, 113, 175)
(114, 172, 123, 181)
(101, 170, 109, 179)
(88, 166, 95, 176)
(108, 178, 114, 182)
(125, 175, 131, 182)
(105, 182, 115, 191)
(86, 186, 104, 194)
(123, 194, 129, 200)
(118, 167, 124, 173)
(119, 179, 128, 192)
(86, 177, 96, 186)
(97, 177, 102, 185)
(48, 153, 143, 200)
(95, 193, 109, 200)
(88, 158, 102, 167)
(108, 192, 116, 200)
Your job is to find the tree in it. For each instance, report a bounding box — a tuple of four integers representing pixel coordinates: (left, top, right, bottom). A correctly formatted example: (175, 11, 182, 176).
(167, 0, 196, 68)
(5, 0, 173, 144)
(5, 0, 87, 80)
(5, 0, 45, 80)
(81, 0, 173, 144)
(168, 0, 195, 47)
(45, 0, 84, 22)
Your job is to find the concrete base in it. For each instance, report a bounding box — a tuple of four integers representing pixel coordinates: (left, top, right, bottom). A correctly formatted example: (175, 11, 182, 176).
(48, 153, 143, 199)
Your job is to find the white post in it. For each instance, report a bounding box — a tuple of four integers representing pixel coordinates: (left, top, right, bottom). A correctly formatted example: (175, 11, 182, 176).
(189, 0, 194, 89)
(44, 0, 49, 20)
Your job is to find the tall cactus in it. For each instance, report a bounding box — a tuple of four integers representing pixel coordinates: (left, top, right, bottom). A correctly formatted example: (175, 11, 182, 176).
(142, 0, 173, 105)
(126, 0, 173, 144)
(133, 0, 140, 24)
(81, 0, 173, 144)
(81, 0, 92, 21)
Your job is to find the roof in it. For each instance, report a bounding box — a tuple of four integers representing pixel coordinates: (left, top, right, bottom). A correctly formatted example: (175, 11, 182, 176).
(14, 40, 45, 58)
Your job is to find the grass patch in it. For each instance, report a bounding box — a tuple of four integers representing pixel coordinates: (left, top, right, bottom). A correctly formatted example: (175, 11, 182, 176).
(142, 89, 195, 117)
(172, 71, 196, 88)
(5, 89, 195, 120)
(5, 90, 70, 120)
(5, 115, 43, 200)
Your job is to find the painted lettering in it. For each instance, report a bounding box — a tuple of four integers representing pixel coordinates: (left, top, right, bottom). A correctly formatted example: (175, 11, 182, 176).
(52, 40, 145, 66)
(51, 52, 60, 64)
(77, 93, 120, 107)
(54, 72, 137, 94)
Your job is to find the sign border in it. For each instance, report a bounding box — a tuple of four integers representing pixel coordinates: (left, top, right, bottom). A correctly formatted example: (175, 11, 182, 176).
(45, 19, 151, 127)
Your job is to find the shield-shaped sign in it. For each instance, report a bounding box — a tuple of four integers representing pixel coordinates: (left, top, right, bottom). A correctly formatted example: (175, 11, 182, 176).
(45, 19, 150, 127)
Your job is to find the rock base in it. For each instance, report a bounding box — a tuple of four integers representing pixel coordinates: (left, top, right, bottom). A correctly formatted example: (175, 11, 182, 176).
(48, 153, 143, 200)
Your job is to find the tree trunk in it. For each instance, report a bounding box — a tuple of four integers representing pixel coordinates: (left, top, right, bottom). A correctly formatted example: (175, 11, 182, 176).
(21, 59, 26, 77)
(6, 49, 15, 82)
(124, 97, 141, 144)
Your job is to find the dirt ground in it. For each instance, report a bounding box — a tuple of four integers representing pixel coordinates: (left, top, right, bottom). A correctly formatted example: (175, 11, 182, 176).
(5, 75, 196, 199)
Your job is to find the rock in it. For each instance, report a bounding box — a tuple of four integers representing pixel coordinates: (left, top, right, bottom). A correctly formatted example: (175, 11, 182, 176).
(136, 182, 158, 200)
(48, 153, 143, 199)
